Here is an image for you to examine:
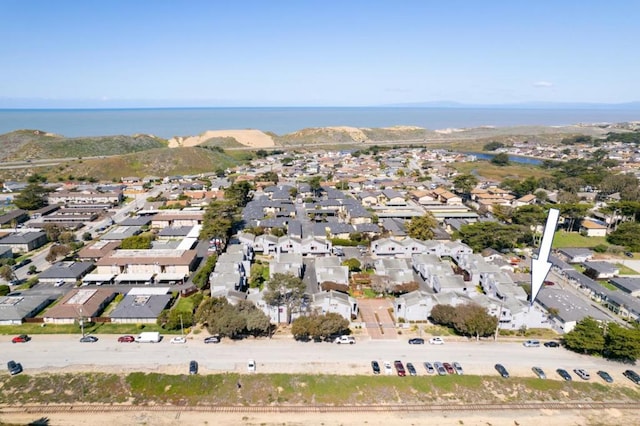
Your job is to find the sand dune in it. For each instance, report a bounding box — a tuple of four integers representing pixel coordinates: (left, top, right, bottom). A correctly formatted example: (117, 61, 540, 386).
(168, 129, 275, 148)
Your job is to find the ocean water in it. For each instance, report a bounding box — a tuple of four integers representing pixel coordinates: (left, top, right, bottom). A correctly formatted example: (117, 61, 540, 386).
(0, 107, 639, 139)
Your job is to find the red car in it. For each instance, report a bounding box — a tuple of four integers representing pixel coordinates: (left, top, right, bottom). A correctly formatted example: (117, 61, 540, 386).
(394, 360, 406, 377)
(117, 335, 135, 343)
(12, 334, 30, 343)
(443, 362, 455, 374)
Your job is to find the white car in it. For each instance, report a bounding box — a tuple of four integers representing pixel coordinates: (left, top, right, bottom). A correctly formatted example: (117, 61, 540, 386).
(383, 361, 393, 375)
(170, 336, 186, 344)
(429, 337, 444, 345)
(247, 359, 256, 372)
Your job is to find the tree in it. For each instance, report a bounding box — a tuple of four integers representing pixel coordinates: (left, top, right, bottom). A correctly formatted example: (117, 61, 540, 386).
(263, 273, 306, 324)
(0, 266, 15, 283)
(608, 222, 640, 251)
(13, 183, 48, 210)
(291, 315, 314, 341)
(453, 303, 498, 340)
(452, 174, 478, 198)
(483, 141, 505, 151)
(291, 313, 349, 341)
(224, 181, 253, 207)
(454, 221, 528, 252)
(604, 323, 640, 362)
(244, 307, 271, 337)
(308, 176, 322, 195)
(0, 284, 9, 296)
(82, 232, 93, 241)
(257, 171, 278, 184)
(490, 153, 510, 166)
(191, 254, 217, 289)
(341, 258, 361, 272)
(43, 224, 63, 243)
(45, 244, 71, 263)
(406, 212, 437, 240)
(430, 304, 457, 326)
(120, 234, 154, 249)
(563, 317, 605, 355)
(512, 205, 547, 228)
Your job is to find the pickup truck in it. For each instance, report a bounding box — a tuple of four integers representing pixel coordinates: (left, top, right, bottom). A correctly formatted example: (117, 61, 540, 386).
(334, 336, 355, 344)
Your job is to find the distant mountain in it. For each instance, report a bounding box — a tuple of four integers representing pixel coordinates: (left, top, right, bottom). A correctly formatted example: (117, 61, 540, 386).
(384, 101, 640, 109)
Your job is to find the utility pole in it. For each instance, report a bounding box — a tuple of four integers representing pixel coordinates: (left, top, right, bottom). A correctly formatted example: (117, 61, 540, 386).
(79, 308, 85, 337)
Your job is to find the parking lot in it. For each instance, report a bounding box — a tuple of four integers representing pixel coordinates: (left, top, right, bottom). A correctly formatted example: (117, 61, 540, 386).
(2, 334, 637, 386)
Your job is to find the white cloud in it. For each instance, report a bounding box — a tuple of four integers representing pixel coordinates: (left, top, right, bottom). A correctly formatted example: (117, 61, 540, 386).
(533, 81, 553, 88)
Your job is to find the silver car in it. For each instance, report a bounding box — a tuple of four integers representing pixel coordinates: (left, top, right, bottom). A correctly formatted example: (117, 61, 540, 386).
(453, 362, 464, 375)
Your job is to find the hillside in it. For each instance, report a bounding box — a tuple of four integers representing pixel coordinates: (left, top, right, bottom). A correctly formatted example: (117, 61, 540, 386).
(0, 146, 242, 181)
(0, 130, 167, 161)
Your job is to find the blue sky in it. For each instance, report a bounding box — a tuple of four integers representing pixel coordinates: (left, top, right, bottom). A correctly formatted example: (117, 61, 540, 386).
(1, 0, 639, 107)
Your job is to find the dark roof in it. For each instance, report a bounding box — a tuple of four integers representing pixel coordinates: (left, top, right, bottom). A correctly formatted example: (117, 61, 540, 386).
(119, 216, 152, 226)
(0, 231, 46, 245)
(609, 277, 640, 293)
(109, 294, 171, 319)
(38, 261, 95, 279)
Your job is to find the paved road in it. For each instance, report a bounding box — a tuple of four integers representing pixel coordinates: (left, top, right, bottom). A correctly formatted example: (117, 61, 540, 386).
(2, 334, 634, 383)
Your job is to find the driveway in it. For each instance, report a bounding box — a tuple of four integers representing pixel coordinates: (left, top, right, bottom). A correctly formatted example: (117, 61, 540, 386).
(358, 298, 398, 340)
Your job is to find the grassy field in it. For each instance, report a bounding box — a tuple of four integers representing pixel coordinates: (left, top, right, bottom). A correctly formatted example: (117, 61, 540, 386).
(0, 372, 637, 406)
(450, 160, 551, 181)
(0, 322, 172, 336)
(552, 231, 608, 248)
(616, 263, 639, 275)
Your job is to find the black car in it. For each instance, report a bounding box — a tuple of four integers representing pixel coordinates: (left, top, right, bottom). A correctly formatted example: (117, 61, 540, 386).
(544, 341, 560, 347)
(189, 360, 198, 375)
(408, 338, 425, 344)
(597, 370, 613, 383)
(406, 362, 417, 376)
(556, 368, 572, 381)
(625, 251, 634, 258)
(371, 360, 380, 375)
(7, 360, 22, 375)
(623, 369, 640, 385)
(495, 364, 509, 378)
(204, 335, 220, 344)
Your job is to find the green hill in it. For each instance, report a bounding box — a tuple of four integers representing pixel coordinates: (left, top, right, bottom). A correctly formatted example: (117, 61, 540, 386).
(27, 146, 241, 181)
(0, 129, 168, 161)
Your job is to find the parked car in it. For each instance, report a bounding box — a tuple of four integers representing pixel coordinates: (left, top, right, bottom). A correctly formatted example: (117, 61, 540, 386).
(170, 336, 187, 344)
(434, 362, 447, 376)
(556, 368, 572, 381)
(189, 360, 198, 375)
(394, 360, 406, 377)
(597, 370, 613, 383)
(117, 335, 135, 343)
(532, 366, 546, 379)
(247, 359, 256, 373)
(424, 362, 435, 374)
(204, 335, 220, 344)
(371, 360, 381, 375)
(12, 334, 30, 343)
(543, 280, 555, 286)
(495, 364, 510, 378)
(523, 340, 540, 347)
(79, 335, 98, 343)
(7, 360, 22, 375)
(453, 362, 464, 375)
(625, 251, 634, 258)
(334, 335, 355, 344)
(443, 362, 455, 374)
(623, 369, 640, 385)
(406, 363, 417, 376)
(428, 337, 444, 345)
(383, 361, 393, 375)
(408, 338, 425, 344)
(544, 341, 560, 347)
(54, 279, 65, 287)
(573, 369, 591, 380)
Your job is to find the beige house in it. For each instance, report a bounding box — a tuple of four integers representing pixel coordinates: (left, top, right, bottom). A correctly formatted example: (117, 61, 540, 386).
(580, 219, 608, 237)
(150, 210, 205, 229)
(95, 249, 198, 283)
(43, 288, 116, 324)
